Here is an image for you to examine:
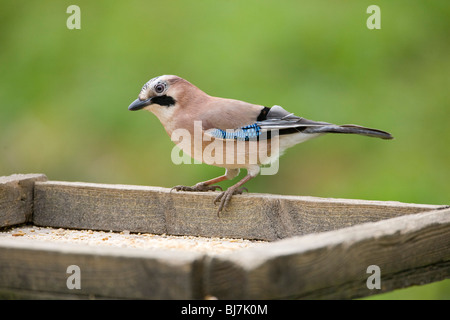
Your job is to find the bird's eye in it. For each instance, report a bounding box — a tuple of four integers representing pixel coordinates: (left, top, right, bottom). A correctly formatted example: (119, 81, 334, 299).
(155, 84, 165, 94)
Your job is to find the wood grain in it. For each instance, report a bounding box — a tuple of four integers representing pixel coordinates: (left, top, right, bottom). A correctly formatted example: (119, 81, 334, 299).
(33, 180, 447, 241)
(204, 208, 450, 299)
(0, 238, 204, 299)
(0, 174, 47, 227)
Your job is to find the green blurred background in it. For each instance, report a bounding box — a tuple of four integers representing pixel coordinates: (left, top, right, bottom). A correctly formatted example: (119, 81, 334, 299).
(0, 0, 449, 299)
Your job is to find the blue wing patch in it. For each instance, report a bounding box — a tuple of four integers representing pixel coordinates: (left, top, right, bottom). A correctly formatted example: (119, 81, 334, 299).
(209, 123, 261, 141)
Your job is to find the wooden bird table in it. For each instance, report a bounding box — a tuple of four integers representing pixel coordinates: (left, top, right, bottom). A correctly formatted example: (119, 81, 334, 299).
(0, 173, 448, 299)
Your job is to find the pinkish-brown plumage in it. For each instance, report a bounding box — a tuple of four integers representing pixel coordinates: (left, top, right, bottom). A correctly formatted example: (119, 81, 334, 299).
(129, 75, 393, 216)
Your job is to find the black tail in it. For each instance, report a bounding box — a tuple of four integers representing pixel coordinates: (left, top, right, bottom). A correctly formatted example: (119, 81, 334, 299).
(304, 124, 393, 140)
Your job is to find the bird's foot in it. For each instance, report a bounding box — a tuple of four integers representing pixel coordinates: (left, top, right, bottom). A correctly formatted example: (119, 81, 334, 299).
(214, 187, 248, 217)
(171, 182, 223, 193)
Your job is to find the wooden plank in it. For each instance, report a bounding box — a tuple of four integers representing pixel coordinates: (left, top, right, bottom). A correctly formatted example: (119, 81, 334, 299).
(33, 182, 168, 234)
(204, 208, 450, 299)
(0, 174, 47, 228)
(33, 180, 448, 241)
(0, 238, 204, 299)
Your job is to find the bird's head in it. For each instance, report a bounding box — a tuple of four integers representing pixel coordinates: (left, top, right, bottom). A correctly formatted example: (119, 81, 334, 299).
(128, 75, 182, 111)
(128, 75, 209, 133)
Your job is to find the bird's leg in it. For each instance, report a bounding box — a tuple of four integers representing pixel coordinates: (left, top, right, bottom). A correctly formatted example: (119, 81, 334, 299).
(214, 173, 255, 217)
(171, 168, 240, 193)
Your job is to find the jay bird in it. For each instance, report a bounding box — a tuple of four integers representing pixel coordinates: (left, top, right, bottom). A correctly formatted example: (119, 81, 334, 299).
(128, 75, 393, 216)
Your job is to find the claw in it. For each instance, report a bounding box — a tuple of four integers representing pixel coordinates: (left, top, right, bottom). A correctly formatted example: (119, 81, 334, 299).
(171, 183, 223, 193)
(214, 187, 249, 217)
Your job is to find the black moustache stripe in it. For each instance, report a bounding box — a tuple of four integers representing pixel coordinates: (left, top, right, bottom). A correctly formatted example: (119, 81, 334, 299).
(151, 95, 176, 107)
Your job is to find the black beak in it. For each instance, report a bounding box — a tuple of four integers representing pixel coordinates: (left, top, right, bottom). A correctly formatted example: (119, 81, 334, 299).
(128, 97, 153, 111)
